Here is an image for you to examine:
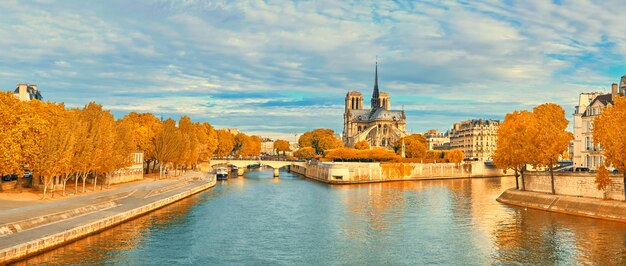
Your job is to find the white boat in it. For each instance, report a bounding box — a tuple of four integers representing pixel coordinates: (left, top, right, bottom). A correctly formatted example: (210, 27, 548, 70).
(216, 167, 229, 180)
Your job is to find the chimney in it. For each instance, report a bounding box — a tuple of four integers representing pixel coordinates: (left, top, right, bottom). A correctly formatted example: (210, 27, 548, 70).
(612, 83, 618, 98)
(621, 75, 626, 96)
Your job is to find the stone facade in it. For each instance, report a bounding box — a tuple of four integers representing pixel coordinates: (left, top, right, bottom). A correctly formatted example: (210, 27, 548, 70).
(12, 84, 43, 101)
(522, 172, 625, 201)
(572, 75, 626, 170)
(449, 119, 500, 161)
(110, 152, 144, 184)
(342, 63, 406, 148)
(425, 129, 450, 150)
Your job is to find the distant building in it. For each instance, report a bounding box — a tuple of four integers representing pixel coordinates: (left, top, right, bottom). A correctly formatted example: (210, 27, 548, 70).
(425, 129, 450, 150)
(572, 75, 626, 170)
(226, 128, 239, 135)
(261, 137, 275, 155)
(342, 62, 407, 148)
(111, 152, 144, 184)
(449, 119, 500, 161)
(12, 84, 43, 101)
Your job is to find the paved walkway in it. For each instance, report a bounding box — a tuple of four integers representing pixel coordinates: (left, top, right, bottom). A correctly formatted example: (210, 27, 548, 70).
(0, 172, 215, 263)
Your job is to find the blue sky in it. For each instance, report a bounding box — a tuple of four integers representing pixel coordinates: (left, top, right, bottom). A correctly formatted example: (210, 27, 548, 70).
(1, 0, 625, 139)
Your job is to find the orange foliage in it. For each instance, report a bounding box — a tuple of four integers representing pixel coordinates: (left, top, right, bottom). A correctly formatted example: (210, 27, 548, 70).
(593, 96, 626, 199)
(393, 134, 427, 158)
(298, 128, 343, 155)
(353, 140, 370, 150)
(294, 147, 316, 159)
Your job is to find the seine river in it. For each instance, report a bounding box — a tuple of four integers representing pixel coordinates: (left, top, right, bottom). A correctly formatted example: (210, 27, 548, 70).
(16, 169, 626, 265)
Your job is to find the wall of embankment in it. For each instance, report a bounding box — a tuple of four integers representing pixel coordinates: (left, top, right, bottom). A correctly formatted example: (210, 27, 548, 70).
(291, 161, 509, 184)
(497, 172, 626, 222)
(497, 189, 626, 222)
(520, 172, 625, 201)
(0, 177, 216, 264)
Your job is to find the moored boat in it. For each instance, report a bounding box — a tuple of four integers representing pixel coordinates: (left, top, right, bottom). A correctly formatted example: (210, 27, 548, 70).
(216, 167, 229, 180)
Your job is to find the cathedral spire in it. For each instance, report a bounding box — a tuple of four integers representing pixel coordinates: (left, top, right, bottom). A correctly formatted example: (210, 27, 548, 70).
(371, 60, 380, 109)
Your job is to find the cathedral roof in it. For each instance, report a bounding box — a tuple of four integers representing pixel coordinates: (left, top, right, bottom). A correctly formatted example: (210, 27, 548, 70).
(369, 108, 405, 122)
(349, 108, 405, 122)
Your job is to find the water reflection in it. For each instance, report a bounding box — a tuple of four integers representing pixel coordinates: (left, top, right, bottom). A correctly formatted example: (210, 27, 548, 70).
(15, 170, 626, 265)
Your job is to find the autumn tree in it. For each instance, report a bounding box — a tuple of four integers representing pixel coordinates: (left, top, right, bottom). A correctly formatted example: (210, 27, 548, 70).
(273, 139, 291, 155)
(530, 103, 573, 195)
(154, 119, 182, 178)
(325, 148, 359, 161)
(366, 147, 400, 162)
(394, 134, 427, 159)
(354, 140, 370, 150)
(294, 147, 316, 160)
(197, 122, 218, 161)
(0, 92, 41, 190)
(103, 118, 135, 188)
(593, 96, 626, 200)
(215, 129, 235, 158)
(493, 110, 537, 190)
(595, 164, 612, 199)
(445, 149, 465, 166)
(298, 128, 343, 155)
(120, 112, 163, 173)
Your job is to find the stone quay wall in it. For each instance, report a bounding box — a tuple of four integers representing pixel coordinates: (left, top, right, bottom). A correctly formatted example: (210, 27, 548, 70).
(291, 161, 508, 184)
(522, 172, 625, 201)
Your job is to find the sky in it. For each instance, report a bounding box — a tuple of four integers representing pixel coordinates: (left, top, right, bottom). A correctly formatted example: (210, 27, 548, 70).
(1, 0, 625, 140)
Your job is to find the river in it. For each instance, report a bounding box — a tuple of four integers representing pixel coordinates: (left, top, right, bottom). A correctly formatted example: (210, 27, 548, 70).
(14, 168, 626, 265)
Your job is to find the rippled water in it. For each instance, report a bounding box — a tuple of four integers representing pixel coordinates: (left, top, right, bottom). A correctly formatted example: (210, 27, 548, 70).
(15, 169, 626, 265)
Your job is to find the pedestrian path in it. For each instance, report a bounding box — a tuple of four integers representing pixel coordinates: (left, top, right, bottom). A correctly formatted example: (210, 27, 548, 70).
(0, 172, 216, 264)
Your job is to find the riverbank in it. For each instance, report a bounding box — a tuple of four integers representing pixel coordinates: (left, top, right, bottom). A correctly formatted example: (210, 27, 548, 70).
(0, 172, 216, 264)
(291, 161, 507, 184)
(497, 189, 626, 222)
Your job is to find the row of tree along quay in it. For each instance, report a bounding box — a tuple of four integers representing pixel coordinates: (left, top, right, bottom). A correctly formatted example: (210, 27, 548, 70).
(0, 92, 270, 199)
(292, 128, 465, 165)
(494, 101, 626, 200)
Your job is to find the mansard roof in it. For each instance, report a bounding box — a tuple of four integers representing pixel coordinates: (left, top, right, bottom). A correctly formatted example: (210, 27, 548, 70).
(589, 93, 613, 107)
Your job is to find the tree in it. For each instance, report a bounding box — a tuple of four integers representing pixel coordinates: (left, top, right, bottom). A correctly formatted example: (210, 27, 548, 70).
(493, 110, 537, 190)
(445, 149, 464, 166)
(197, 122, 218, 161)
(366, 147, 400, 162)
(394, 134, 427, 159)
(595, 164, 611, 199)
(153, 119, 182, 178)
(215, 129, 235, 158)
(298, 129, 343, 155)
(593, 96, 626, 200)
(273, 139, 291, 155)
(294, 147, 316, 160)
(325, 148, 359, 161)
(530, 103, 573, 195)
(119, 112, 162, 174)
(354, 140, 370, 150)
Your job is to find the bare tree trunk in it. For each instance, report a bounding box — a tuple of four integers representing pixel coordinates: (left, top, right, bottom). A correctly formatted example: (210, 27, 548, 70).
(93, 172, 98, 191)
(52, 175, 57, 198)
(514, 168, 519, 190)
(520, 166, 526, 191)
(75, 172, 81, 194)
(82, 173, 87, 193)
(623, 171, 626, 201)
(549, 164, 556, 195)
(42, 177, 48, 200)
(62, 173, 70, 196)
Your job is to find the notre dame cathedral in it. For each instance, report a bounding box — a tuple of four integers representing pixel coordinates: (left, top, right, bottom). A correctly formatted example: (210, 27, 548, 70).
(342, 62, 407, 148)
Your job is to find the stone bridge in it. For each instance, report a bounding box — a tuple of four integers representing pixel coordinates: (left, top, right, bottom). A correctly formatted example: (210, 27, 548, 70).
(208, 159, 306, 177)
